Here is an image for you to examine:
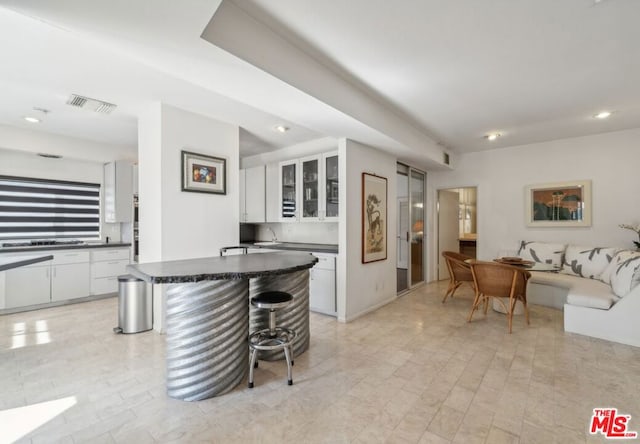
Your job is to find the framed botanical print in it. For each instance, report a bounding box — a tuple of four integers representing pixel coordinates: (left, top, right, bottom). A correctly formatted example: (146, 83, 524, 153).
(362, 172, 387, 263)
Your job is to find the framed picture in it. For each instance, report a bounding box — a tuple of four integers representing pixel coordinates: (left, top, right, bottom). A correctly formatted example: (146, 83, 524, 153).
(362, 172, 387, 263)
(181, 150, 226, 195)
(525, 180, 591, 227)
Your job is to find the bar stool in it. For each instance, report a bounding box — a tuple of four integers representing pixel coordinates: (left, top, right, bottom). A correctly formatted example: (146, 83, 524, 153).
(248, 291, 297, 388)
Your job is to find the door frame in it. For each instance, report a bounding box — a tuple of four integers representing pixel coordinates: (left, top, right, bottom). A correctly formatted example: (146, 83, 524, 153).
(397, 163, 427, 293)
(436, 185, 479, 281)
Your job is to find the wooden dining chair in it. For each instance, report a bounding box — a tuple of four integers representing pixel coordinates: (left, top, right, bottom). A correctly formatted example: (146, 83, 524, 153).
(467, 260, 531, 333)
(441, 251, 474, 303)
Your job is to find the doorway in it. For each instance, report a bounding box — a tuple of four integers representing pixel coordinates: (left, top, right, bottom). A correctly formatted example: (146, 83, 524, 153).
(397, 164, 426, 293)
(437, 187, 478, 280)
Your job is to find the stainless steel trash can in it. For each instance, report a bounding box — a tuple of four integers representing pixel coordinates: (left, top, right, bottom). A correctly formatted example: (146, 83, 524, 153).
(114, 274, 152, 334)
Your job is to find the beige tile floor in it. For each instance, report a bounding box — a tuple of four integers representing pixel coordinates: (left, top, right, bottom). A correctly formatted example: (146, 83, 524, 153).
(1, 281, 640, 443)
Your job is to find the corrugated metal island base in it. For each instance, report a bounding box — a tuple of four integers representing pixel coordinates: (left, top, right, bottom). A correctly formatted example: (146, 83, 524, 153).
(127, 252, 318, 401)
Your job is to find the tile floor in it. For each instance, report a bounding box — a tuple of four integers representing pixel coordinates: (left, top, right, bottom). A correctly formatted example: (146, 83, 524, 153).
(1, 281, 640, 443)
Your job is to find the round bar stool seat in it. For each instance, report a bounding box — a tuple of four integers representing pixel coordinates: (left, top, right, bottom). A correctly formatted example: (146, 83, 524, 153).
(248, 291, 297, 388)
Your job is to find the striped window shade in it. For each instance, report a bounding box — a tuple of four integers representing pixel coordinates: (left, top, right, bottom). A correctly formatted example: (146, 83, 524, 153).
(0, 175, 100, 240)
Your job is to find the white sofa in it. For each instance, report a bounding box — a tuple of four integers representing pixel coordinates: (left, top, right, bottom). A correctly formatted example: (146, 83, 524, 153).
(518, 241, 640, 348)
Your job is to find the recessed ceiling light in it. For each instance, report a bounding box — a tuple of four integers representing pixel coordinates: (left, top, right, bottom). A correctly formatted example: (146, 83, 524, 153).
(23, 107, 50, 123)
(485, 132, 501, 141)
(594, 111, 612, 119)
(275, 125, 289, 133)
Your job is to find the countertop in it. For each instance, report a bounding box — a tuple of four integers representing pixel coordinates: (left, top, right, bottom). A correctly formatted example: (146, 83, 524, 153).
(127, 251, 319, 284)
(237, 242, 338, 254)
(0, 242, 131, 254)
(0, 254, 54, 271)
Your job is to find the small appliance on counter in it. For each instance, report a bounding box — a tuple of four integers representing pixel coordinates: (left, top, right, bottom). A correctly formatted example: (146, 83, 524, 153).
(239, 223, 256, 243)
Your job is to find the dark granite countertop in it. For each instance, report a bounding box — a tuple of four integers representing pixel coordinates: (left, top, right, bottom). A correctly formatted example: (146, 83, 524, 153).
(237, 242, 338, 254)
(127, 251, 318, 284)
(0, 242, 131, 254)
(0, 254, 54, 271)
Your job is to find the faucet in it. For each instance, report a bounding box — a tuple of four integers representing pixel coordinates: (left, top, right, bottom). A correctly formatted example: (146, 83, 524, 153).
(266, 227, 277, 242)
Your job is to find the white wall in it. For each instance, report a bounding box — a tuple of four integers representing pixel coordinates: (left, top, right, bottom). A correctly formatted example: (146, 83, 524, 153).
(337, 138, 397, 322)
(138, 103, 239, 262)
(0, 147, 121, 241)
(427, 128, 640, 281)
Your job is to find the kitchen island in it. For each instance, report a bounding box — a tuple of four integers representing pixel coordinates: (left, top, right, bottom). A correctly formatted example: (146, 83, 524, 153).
(127, 251, 318, 401)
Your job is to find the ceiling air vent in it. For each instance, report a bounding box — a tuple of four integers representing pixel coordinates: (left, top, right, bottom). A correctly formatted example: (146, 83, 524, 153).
(66, 94, 117, 114)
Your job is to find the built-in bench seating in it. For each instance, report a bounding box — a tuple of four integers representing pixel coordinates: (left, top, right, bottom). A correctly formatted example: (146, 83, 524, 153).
(518, 241, 640, 348)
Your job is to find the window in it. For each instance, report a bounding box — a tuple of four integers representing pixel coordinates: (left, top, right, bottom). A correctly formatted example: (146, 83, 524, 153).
(0, 175, 100, 240)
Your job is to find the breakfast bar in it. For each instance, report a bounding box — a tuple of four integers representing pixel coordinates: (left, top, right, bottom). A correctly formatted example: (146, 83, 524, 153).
(127, 251, 318, 401)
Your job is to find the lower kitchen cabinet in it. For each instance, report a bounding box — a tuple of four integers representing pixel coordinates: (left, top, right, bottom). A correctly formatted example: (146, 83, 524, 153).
(309, 252, 336, 316)
(51, 262, 91, 301)
(91, 248, 130, 295)
(0, 246, 131, 311)
(4, 264, 51, 309)
(51, 250, 91, 302)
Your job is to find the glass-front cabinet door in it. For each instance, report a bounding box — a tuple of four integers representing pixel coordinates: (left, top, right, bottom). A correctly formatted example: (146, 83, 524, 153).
(279, 159, 297, 221)
(300, 155, 320, 221)
(323, 152, 339, 221)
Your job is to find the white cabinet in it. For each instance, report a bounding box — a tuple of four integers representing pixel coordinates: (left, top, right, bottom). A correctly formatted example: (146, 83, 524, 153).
(309, 252, 337, 316)
(52, 263, 90, 301)
(277, 152, 338, 223)
(239, 165, 266, 223)
(51, 250, 90, 302)
(0, 247, 130, 311)
(4, 264, 51, 309)
(278, 159, 299, 222)
(322, 152, 339, 221)
(104, 160, 133, 223)
(91, 247, 130, 295)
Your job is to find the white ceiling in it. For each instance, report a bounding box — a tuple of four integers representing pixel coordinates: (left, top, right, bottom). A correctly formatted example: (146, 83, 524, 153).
(0, 0, 639, 165)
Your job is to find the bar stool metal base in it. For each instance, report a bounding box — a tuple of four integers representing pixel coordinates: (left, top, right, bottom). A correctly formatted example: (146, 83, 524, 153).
(248, 290, 297, 388)
(248, 327, 296, 387)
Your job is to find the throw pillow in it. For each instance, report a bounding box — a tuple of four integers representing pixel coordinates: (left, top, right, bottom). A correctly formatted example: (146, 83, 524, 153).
(609, 251, 640, 297)
(561, 245, 618, 279)
(518, 241, 566, 266)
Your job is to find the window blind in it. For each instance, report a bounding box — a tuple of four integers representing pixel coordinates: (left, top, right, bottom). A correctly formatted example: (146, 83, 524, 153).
(0, 175, 100, 240)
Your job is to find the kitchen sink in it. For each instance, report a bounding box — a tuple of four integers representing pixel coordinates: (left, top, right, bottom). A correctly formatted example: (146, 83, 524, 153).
(254, 241, 281, 246)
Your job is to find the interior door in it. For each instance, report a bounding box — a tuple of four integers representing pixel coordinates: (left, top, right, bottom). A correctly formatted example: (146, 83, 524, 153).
(438, 190, 460, 280)
(396, 198, 409, 269)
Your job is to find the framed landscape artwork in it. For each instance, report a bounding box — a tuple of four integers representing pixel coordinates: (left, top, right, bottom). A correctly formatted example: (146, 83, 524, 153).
(181, 150, 227, 195)
(362, 172, 387, 263)
(525, 180, 591, 227)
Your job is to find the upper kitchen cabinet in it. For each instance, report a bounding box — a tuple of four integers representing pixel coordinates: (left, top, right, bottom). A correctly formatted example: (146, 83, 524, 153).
(300, 154, 321, 221)
(279, 159, 298, 222)
(276, 152, 339, 222)
(323, 151, 339, 221)
(104, 160, 133, 223)
(239, 165, 265, 223)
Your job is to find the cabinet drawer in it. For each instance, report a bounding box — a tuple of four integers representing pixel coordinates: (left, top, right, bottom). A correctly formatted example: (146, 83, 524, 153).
(52, 251, 90, 265)
(312, 253, 336, 270)
(91, 259, 129, 278)
(92, 248, 130, 262)
(91, 276, 119, 295)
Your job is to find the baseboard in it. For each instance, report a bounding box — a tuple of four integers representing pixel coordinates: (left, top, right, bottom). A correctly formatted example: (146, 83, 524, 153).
(342, 294, 397, 323)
